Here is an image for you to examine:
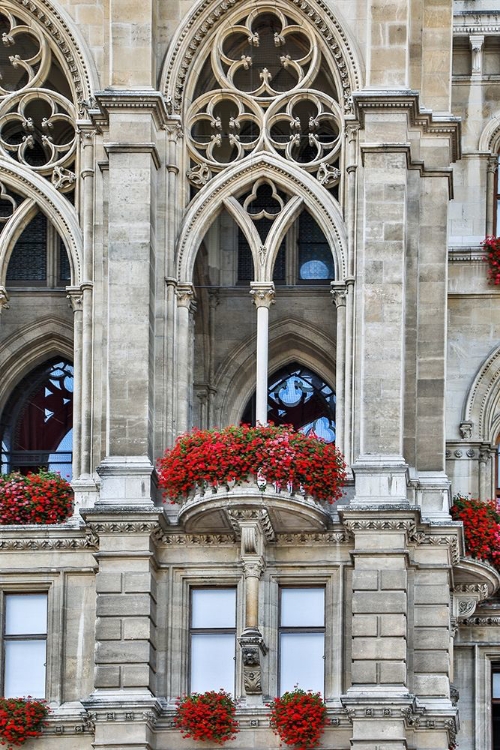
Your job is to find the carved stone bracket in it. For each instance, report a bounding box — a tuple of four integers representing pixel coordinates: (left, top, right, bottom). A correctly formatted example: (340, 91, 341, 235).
(239, 629, 268, 695)
(453, 582, 489, 619)
(459, 421, 473, 440)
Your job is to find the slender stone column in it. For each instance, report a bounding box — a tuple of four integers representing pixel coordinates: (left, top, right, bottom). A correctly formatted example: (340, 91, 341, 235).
(175, 284, 195, 435)
(250, 282, 275, 426)
(67, 287, 83, 479)
(79, 129, 95, 477)
(486, 156, 498, 236)
(331, 283, 347, 454)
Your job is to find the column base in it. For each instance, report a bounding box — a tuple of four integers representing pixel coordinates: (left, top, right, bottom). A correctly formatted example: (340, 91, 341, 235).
(96, 456, 155, 506)
(351, 455, 409, 506)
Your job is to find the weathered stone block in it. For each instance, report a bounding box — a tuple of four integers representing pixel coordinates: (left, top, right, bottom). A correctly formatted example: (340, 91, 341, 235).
(97, 594, 153, 618)
(96, 639, 152, 664)
(414, 585, 450, 605)
(353, 570, 379, 590)
(353, 591, 407, 614)
(414, 605, 449, 627)
(121, 664, 153, 688)
(379, 614, 406, 636)
(414, 628, 450, 650)
(95, 617, 122, 640)
(352, 615, 378, 637)
(124, 572, 154, 594)
(353, 637, 406, 660)
(413, 673, 449, 697)
(94, 665, 121, 688)
(351, 661, 377, 684)
(122, 617, 154, 641)
(380, 570, 407, 590)
(379, 660, 407, 684)
(414, 651, 450, 674)
(96, 572, 122, 593)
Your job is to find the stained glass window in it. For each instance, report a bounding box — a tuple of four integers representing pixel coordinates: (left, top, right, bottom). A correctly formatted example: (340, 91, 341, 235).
(242, 364, 336, 442)
(6, 213, 47, 282)
(298, 211, 334, 281)
(0, 359, 73, 478)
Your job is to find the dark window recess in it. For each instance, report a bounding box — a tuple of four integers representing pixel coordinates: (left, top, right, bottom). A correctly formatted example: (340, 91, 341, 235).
(493, 664, 500, 750)
(6, 213, 47, 282)
(298, 211, 334, 281)
(237, 233, 254, 281)
(242, 363, 336, 442)
(59, 238, 71, 283)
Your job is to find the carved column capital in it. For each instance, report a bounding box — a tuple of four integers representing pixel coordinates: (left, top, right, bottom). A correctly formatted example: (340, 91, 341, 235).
(67, 287, 83, 313)
(331, 281, 348, 308)
(250, 281, 275, 309)
(242, 558, 265, 579)
(176, 283, 196, 311)
(469, 34, 484, 76)
(0, 286, 10, 312)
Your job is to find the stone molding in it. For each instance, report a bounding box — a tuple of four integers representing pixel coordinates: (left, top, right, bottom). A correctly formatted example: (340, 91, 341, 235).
(103, 143, 161, 170)
(461, 616, 500, 626)
(0, 531, 98, 551)
(94, 91, 170, 131)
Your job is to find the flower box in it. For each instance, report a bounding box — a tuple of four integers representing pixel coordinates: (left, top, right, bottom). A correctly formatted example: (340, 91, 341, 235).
(269, 689, 327, 750)
(158, 425, 346, 504)
(0, 471, 73, 525)
(174, 690, 238, 745)
(0, 697, 48, 749)
(482, 236, 500, 286)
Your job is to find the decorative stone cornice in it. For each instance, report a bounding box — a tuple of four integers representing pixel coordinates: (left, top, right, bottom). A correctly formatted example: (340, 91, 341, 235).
(454, 11, 500, 35)
(275, 530, 351, 545)
(0, 529, 98, 551)
(353, 91, 461, 164)
(461, 616, 500, 626)
(94, 92, 170, 131)
(152, 531, 236, 546)
(104, 143, 161, 170)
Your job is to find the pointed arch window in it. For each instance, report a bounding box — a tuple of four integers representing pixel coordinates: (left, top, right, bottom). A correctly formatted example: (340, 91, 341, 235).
(1, 359, 73, 477)
(242, 363, 336, 442)
(6, 212, 71, 287)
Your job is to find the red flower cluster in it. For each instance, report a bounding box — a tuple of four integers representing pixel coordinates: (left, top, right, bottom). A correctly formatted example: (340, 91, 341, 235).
(174, 690, 238, 745)
(158, 425, 346, 504)
(0, 471, 73, 525)
(269, 689, 327, 750)
(0, 697, 48, 749)
(450, 495, 500, 570)
(482, 236, 500, 285)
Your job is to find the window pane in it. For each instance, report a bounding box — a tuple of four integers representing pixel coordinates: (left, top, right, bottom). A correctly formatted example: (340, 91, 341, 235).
(5, 594, 47, 635)
(6, 213, 47, 282)
(191, 589, 236, 628)
(4, 640, 46, 698)
(280, 632, 324, 695)
(281, 588, 324, 627)
(494, 671, 500, 699)
(190, 634, 235, 694)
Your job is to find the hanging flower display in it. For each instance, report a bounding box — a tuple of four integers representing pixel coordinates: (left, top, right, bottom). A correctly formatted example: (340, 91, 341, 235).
(174, 690, 239, 745)
(158, 424, 346, 504)
(269, 689, 327, 750)
(481, 236, 500, 285)
(0, 471, 73, 524)
(0, 697, 49, 749)
(450, 495, 500, 570)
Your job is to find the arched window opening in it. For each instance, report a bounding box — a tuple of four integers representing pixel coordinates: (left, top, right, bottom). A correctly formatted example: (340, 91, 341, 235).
(1, 359, 73, 478)
(6, 212, 71, 287)
(242, 363, 336, 443)
(298, 211, 334, 282)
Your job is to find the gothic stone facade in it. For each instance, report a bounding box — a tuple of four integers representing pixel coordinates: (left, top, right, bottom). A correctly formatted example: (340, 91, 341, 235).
(0, 0, 500, 747)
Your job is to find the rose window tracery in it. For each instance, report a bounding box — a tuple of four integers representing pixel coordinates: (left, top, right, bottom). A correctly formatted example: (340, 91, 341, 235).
(0, 9, 76, 187)
(186, 8, 343, 190)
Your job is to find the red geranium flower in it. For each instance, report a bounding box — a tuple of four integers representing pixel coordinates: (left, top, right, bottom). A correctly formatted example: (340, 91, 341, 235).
(0, 471, 73, 525)
(269, 688, 327, 750)
(174, 690, 238, 745)
(0, 697, 49, 749)
(481, 236, 500, 286)
(157, 425, 346, 504)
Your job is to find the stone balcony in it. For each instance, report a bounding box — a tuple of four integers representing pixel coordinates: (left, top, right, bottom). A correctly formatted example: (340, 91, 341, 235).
(177, 480, 331, 535)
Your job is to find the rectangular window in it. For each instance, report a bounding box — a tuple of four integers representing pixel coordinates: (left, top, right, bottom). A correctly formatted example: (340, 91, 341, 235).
(279, 587, 325, 695)
(190, 588, 236, 694)
(3, 593, 47, 698)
